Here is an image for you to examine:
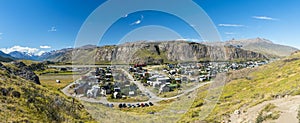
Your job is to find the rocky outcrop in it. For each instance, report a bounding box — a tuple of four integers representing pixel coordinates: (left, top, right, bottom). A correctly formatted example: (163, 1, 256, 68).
(11, 61, 40, 84)
(0, 62, 40, 84)
(44, 41, 267, 64)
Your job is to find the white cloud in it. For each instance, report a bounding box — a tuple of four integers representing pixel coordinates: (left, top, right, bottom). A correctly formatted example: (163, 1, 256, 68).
(40, 45, 51, 49)
(218, 24, 244, 27)
(130, 15, 144, 25)
(225, 32, 236, 35)
(131, 20, 141, 25)
(0, 46, 39, 54)
(176, 38, 201, 42)
(48, 26, 57, 32)
(252, 16, 277, 20)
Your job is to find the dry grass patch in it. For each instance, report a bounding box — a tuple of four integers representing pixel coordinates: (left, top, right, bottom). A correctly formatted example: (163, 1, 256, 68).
(39, 74, 81, 91)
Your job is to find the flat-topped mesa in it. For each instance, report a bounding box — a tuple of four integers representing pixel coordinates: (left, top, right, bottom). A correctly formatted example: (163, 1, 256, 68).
(43, 41, 267, 64)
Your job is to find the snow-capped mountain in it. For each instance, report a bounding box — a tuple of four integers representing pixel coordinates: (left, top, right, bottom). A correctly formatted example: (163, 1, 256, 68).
(9, 51, 40, 60)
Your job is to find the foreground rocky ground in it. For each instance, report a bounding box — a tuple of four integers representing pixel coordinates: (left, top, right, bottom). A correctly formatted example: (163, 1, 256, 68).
(231, 95, 300, 123)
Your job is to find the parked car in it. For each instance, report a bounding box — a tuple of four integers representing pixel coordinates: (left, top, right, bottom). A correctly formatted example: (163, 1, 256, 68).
(149, 102, 154, 106)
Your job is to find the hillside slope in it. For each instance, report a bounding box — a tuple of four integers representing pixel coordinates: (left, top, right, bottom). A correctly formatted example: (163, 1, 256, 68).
(0, 51, 14, 62)
(0, 62, 94, 122)
(203, 38, 298, 58)
(0, 55, 14, 62)
(43, 41, 266, 64)
(180, 51, 300, 122)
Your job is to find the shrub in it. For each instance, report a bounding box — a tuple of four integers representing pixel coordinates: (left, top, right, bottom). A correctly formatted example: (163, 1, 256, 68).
(11, 91, 21, 98)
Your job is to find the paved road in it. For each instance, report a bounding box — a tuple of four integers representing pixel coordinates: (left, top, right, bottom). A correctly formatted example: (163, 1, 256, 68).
(61, 68, 211, 105)
(120, 69, 158, 100)
(49, 65, 127, 68)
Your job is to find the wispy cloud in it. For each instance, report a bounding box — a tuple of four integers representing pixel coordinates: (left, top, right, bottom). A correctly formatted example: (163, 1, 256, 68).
(252, 16, 277, 21)
(122, 14, 128, 18)
(130, 15, 144, 25)
(40, 45, 51, 49)
(225, 32, 236, 35)
(190, 24, 197, 27)
(0, 46, 39, 54)
(48, 26, 57, 32)
(218, 24, 244, 27)
(0, 33, 2, 40)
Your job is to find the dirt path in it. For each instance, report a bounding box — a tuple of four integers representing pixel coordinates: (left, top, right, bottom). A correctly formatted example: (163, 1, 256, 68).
(230, 95, 300, 123)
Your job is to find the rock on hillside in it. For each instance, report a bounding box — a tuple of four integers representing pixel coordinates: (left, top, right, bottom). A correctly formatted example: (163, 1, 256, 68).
(42, 41, 267, 64)
(0, 61, 40, 84)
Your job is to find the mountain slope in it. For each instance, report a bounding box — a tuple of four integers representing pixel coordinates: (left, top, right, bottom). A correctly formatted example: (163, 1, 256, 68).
(38, 48, 73, 61)
(42, 41, 267, 64)
(0, 56, 14, 62)
(180, 51, 300, 122)
(0, 62, 94, 122)
(0, 51, 14, 62)
(203, 38, 298, 58)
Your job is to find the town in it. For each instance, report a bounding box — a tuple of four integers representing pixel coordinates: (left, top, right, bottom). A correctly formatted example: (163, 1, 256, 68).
(63, 60, 269, 108)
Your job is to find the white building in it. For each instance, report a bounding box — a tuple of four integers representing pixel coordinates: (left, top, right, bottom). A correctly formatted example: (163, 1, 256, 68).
(153, 77, 170, 88)
(86, 85, 100, 98)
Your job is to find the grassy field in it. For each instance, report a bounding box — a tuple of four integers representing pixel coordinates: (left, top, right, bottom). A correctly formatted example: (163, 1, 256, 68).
(158, 89, 183, 98)
(39, 74, 81, 91)
(179, 52, 300, 122)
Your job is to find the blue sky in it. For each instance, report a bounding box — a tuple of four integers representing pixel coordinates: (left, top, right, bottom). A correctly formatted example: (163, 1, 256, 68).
(0, 0, 299, 55)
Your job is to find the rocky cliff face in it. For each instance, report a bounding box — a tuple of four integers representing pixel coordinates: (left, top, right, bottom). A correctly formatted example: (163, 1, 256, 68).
(44, 41, 267, 64)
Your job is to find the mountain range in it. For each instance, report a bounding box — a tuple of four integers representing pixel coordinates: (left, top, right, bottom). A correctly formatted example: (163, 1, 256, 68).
(0, 38, 298, 63)
(202, 38, 298, 58)
(8, 51, 40, 61)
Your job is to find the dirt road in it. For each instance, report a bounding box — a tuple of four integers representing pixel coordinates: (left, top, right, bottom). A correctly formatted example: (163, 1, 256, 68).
(230, 95, 300, 123)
